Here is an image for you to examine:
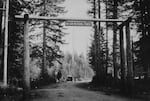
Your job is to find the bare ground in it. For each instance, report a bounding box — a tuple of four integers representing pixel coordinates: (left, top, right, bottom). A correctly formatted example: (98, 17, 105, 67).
(25, 80, 150, 101)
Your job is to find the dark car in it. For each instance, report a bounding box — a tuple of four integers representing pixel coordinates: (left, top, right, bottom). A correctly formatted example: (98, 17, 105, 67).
(66, 75, 73, 81)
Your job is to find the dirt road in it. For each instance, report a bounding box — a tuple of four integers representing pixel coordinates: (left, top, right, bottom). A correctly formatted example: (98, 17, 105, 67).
(28, 81, 144, 101)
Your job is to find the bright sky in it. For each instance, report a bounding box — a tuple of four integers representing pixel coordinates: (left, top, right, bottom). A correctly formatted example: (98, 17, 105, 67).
(59, 0, 139, 58)
(60, 0, 92, 56)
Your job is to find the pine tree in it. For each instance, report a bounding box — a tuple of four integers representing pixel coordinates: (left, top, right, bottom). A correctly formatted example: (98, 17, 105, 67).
(133, 0, 150, 79)
(27, 0, 66, 82)
(7, 0, 25, 86)
(87, 0, 108, 85)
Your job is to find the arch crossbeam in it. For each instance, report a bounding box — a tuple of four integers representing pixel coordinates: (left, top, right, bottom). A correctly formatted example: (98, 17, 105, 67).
(15, 15, 124, 22)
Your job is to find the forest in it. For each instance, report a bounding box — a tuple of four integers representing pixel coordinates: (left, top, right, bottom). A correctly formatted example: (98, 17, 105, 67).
(0, 0, 150, 100)
(88, 0, 150, 93)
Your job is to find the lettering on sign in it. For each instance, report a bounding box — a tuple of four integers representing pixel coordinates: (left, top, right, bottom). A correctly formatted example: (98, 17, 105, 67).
(65, 21, 92, 26)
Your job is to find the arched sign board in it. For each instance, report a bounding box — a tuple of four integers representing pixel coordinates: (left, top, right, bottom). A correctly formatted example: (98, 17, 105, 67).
(65, 21, 92, 26)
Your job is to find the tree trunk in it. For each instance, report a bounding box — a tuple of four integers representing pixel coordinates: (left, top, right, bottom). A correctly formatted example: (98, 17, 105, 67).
(42, 0, 47, 76)
(97, 0, 101, 74)
(0, 0, 4, 80)
(119, 26, 126, 91)
(93, 0, 98, 72)
(3, 0, 9, 87)
(105, 0, 108, 75)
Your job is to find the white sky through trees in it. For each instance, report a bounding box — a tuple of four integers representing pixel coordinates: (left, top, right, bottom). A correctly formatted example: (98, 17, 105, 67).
(59, 0, 138, 57)
(60, 0, 92, 56)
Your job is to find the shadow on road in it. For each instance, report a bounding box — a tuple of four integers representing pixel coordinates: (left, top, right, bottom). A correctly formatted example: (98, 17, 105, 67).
(75, 81, 150, 101)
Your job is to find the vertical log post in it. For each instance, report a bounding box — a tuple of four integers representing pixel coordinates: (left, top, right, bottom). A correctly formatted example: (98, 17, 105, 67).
(119, 26, 126, 91)
(23, 14, 30, 91)
(113, 0, 118, 83)
(126, 20, 133, 93)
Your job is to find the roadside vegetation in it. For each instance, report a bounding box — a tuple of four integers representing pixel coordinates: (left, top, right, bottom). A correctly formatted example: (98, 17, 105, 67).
(88, 0, 150, 95)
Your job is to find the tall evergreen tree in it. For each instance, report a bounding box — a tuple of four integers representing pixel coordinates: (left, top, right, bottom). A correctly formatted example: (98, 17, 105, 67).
(0, 0, 66, 87)
(26, 0, 66, 81)
(87, 0, 108, 85)
(133, 0, 150, 79)
(6, 0, 25, 86)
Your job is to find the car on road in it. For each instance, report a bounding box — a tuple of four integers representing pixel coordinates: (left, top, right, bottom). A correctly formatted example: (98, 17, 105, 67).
(66, 75, 73, 81)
